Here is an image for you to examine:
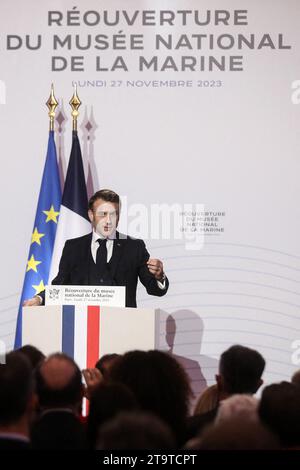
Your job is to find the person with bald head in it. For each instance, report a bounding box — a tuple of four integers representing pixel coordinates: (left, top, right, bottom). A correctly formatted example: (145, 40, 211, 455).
(31, 353, 87, 449)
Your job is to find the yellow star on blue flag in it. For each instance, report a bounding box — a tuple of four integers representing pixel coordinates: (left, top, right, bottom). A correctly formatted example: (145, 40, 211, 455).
(32, 280, 46, 295)
(43, 205, 60, 223)
(31, 227, 45, 246)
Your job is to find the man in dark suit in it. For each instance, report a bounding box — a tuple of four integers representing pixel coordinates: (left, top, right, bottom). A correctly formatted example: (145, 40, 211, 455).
(24, 189, 168, 307)
(186, 345, 266, 441)
(31, 353, 87, 450)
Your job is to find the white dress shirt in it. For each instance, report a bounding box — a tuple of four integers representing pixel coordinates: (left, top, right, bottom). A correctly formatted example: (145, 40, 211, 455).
(91, 229, 114, 263)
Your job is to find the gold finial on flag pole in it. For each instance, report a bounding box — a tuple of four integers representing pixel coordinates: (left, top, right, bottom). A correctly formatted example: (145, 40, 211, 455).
(46, 83, 58, 131)
(69, 83, 81, 131)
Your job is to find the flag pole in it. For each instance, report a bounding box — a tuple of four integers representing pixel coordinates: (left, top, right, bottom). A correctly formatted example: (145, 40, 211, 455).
(48, 84, 90, 283)
(69, 84, 81, 131)
(46, 83, 58, 131)
(14, 85, 62, 349)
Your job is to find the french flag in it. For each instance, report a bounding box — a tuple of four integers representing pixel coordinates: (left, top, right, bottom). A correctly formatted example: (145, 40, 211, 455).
(49, 130, 91, 282)
(60, 304, 101, 371)
(22, 304, 156, 367)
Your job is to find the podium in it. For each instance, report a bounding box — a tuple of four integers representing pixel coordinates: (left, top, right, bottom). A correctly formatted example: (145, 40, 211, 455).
(22, 305, 159, 371)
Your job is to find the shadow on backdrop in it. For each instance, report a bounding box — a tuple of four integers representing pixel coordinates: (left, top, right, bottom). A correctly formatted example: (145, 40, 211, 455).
(158, 310, 219, 411)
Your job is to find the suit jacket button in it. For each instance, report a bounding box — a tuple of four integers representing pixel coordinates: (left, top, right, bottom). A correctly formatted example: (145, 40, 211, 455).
(100, 278, 103, 283)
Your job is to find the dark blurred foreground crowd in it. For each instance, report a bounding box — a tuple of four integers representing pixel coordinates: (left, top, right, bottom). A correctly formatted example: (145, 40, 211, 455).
(0, 344, 300, 450)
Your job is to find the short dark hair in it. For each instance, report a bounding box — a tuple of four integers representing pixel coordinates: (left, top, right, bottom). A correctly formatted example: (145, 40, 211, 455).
(18, 344, 45, 370)
(219, 345, 265, 394)
(259, 382, 300, 447)
(35, 353, 82, 409)
(0, 352, 34, 425)
(95, 354, 120, 378)
(88, 189, 120, 211)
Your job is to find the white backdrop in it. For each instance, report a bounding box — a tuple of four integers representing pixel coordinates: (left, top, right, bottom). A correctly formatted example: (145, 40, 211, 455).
(1, 0, 300, 397)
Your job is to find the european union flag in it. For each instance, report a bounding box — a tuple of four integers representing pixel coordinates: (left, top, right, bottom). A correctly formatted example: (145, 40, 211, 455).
(14, 130, 62, 348)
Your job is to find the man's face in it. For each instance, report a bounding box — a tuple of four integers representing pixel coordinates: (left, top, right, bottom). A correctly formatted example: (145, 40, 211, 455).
(88, 198, 119, 238)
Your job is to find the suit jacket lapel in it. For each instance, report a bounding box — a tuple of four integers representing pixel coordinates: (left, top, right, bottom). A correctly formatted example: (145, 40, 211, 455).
(108, 232, 127, 280)
(81, 232, 93, 284)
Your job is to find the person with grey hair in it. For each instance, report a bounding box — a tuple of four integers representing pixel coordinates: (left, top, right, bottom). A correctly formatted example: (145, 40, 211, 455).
(215, 394, 259, 425)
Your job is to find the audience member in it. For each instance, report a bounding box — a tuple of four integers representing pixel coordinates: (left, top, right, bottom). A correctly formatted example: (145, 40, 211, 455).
(95, 353, 120, 379)
(31, 353, 87, 449)
(215, 394, 258, 425)
(193, 384, 219, 416)
(291, 369, 300, 387)
(110, 350, 191, 445)
(186, 418, 279, 450)
(259, 381, 300, 448)
(18, 344, 45, 370)
(96, 412, 175, 450)
(87, 381, 138, 448)
(187, 345, 265, 439)
(0, 352, 36, 449)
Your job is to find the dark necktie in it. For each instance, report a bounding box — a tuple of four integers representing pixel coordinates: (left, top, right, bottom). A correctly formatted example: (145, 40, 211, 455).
(96, 238, 108, 274)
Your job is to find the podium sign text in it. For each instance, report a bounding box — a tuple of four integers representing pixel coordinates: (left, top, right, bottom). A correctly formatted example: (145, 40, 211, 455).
(45, 285, 126, 307)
